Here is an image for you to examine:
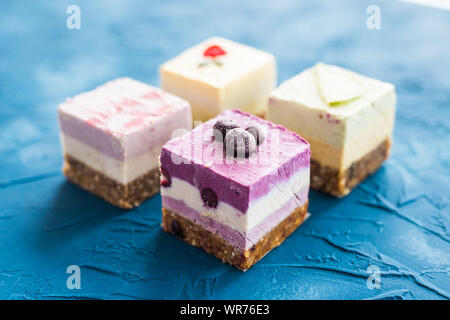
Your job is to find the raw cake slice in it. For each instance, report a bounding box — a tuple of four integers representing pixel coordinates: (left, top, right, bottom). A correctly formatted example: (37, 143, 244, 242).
(160, 37, 276, 121)
(268, 63, 396, 197)
(160, 109, 310, 270)
(58, 77, 192, 209)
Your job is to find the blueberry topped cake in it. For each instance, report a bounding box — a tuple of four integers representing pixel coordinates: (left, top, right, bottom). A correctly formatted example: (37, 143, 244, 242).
(58, 77, 192, 209)
(268, 63, 396, 197)
(160, 37, 277, 121)
(160, 109, 310, 270)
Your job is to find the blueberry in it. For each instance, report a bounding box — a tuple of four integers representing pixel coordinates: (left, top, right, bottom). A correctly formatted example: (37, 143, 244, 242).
(213, 119, 239, 142)
(201, 188, 218, 209)
(224, 128, 256, 158)
(160, 167, 171, 187)
(171, 220, 184, 238)
(246, 124, 266, 145)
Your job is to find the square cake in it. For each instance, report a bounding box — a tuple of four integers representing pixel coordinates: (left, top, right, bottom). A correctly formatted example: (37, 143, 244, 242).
(58, 77, 192, 209)
(160, 37, 276, 122)
(160, 109, 310, 270)
(268, 63, 396, 197)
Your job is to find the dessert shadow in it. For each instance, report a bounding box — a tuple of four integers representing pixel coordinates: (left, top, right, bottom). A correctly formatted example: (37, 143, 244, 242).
(153, 229, 232, 270)
(35, 180, 124, 249)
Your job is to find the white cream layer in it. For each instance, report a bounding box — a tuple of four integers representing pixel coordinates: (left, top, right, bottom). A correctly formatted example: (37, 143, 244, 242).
(61, 133, 161, 184)
(161, 167, 309, 235)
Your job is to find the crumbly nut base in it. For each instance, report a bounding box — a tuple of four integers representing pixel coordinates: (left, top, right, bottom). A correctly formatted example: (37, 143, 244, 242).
(63, 155, 160, 209)
(161, 201, 309, 271)
(310, 138, 391, 197)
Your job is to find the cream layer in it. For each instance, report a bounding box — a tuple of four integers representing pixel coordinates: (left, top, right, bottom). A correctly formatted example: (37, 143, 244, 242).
(60, 133, 161, 185)
(160, 167, 309, 235)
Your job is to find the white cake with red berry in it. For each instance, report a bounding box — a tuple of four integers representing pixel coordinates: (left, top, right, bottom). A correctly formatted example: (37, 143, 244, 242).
(160, 37, 277, 121)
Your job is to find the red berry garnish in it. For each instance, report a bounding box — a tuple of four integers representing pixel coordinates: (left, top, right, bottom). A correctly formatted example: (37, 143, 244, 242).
(201, 188, 218, 209)
(160, 167, 171, 187)
(203, 45, 226, 58)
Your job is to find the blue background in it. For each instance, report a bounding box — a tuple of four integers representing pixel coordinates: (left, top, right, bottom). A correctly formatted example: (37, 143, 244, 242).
(0, 0, 449, 300)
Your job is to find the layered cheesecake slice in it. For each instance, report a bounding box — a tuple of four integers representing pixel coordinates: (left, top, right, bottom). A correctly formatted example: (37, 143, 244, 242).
(160, 37, 276, 121)
(268, 63, 396, 197)
(160, 109, 310, 270)
(58, 77, 192, 209)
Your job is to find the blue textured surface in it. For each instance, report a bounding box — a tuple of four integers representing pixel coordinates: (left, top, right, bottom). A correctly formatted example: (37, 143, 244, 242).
(0, 0, 449, 300)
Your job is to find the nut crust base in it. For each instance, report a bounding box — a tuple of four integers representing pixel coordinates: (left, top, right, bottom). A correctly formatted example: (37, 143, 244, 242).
(310, 138, 391, 197)
(63, 155, 160, 209)
(161, 201, 309, 271)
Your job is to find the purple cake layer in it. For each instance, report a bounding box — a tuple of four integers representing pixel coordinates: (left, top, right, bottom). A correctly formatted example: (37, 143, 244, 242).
(58, 78, 191, 161)
(59, 114, 125, 159)
(246, 187, 308, 243)
(161, 109, 310, 213)
(162, 186, 309, 250)
(163, 197, 247, 248)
